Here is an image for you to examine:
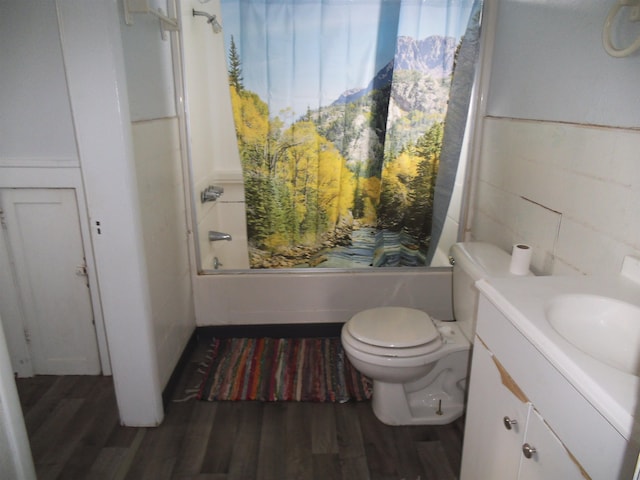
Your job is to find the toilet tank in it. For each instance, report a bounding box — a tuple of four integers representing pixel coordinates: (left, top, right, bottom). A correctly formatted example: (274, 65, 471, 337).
(449, 242, 527, 341)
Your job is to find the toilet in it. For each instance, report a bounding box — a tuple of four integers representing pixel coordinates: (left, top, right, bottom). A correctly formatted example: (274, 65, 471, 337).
(341, 242, 528, 425)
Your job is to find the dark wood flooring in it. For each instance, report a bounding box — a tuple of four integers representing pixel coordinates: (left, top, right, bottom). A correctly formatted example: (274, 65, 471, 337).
(16, 340, 465, 480)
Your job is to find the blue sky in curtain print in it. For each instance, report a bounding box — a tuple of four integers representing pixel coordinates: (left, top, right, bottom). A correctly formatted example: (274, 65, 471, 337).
(221, 0, 475, 120)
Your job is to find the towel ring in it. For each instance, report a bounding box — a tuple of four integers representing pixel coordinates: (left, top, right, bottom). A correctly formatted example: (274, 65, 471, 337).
(603, 0, 640, 57)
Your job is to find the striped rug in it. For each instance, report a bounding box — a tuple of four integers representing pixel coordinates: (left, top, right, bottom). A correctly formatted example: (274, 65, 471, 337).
(196, 337, 372, 402)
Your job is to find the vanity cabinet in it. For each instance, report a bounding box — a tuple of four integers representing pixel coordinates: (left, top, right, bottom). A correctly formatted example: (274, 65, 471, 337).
(518, 407, 585, 480)
(460, 338, 585, 480)
(460, 294, 636, 480)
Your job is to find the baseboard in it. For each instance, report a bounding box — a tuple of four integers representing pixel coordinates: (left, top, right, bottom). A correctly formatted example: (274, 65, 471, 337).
(162, 328, 198, 411)
(195, 322, 344, 340)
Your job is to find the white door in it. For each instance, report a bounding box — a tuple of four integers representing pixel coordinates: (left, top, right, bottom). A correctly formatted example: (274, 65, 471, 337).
(0, 188, 101, 375)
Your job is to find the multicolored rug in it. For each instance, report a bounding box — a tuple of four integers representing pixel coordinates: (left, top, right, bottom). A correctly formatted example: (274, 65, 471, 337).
(195, 337, 372, 403)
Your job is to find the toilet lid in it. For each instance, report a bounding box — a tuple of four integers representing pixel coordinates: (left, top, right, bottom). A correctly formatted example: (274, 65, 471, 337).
(347, 307, 439, 348)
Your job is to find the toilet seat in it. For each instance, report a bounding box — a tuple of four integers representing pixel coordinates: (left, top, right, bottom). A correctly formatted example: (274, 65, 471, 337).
(345, 307, 443, 358)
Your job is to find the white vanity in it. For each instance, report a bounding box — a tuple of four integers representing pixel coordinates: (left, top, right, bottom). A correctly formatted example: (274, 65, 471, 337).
(460, 261, 640, 480)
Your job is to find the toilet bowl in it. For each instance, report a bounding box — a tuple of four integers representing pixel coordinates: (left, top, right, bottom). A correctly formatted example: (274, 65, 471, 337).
(341, 306, 469, 425)
(341, 242, 529, 426)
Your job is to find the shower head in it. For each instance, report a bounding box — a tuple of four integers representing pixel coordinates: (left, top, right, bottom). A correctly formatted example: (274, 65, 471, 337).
(193, 9, 223, 34)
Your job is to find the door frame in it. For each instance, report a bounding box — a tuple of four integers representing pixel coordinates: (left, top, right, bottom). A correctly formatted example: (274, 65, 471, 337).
(0, 164, 111, 376)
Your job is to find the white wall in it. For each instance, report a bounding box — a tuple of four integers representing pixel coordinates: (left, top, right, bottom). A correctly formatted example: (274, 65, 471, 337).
(120, 1, 176, 122)
(0, 2, 111, 375)
(0, 0, 198, 427)
(487, 0, 639, 130)
(129, 118, 195, 386)
(0, 1, 101, 377)
(56, 0, 165, 426)
(0, 1, 76, 160)
(469, 0, 640, 275)
(119, 0, 196, 388)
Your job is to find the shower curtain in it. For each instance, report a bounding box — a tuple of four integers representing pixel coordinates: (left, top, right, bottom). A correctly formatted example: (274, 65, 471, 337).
(221, 0, 482, 268)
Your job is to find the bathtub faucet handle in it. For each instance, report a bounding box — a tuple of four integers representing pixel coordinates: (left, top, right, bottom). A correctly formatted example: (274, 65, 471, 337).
(201, 185, 224, 203)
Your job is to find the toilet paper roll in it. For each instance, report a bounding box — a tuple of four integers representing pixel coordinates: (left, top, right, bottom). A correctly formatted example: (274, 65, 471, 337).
(509, 244, 532, 275)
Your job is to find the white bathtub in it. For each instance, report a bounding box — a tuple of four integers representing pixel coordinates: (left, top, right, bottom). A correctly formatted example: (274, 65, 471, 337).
(193, 267, 453, 325)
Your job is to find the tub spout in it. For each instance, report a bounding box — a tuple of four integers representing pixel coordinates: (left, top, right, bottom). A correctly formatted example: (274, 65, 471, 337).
(208, 231, 232, 242)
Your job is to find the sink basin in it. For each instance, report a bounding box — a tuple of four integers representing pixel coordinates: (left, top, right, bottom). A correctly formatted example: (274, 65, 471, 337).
(545, 294, 640, 376)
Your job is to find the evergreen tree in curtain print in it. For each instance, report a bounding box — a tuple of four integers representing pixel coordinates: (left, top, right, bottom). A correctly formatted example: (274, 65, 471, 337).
(221, 0, 482, 268)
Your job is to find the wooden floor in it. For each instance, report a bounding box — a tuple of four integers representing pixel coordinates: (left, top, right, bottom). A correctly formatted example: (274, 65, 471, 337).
(16, 340, 465, 480)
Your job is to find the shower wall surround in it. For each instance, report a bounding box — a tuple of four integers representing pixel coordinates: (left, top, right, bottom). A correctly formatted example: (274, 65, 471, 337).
(179, 0, 250, 272)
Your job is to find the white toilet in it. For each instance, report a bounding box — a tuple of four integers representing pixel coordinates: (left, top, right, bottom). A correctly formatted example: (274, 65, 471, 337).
(341, 242, 526, 425)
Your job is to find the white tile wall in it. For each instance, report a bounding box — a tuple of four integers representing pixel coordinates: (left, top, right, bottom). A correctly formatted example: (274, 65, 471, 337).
(131, 118, 195, 386)
(471, 117, 640, 276)
(197, 179, 250, 271)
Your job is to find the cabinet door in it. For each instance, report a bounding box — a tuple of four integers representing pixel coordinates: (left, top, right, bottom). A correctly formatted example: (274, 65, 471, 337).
(460, 338, 531, 480)
(518, 408, 587, 480)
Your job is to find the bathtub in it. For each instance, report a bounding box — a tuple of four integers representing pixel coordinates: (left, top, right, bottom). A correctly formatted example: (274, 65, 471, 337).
(193, 174, 455, 326)
(193, 267, 453, 325)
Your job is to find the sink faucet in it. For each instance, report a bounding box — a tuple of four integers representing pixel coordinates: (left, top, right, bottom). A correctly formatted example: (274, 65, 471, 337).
(208, 231, 232, 241)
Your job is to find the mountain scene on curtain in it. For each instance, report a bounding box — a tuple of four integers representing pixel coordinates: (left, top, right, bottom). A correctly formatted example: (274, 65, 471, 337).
(223, 5, 462, 269)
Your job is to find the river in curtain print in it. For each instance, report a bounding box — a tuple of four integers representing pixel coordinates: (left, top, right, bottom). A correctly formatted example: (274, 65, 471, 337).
(220, 0, 478, 269)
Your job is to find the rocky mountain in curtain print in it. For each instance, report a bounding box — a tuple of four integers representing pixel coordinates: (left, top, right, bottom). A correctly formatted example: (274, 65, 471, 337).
(332, 35, 457, 106)
(312, 35, 457, 171)
(394, 35, 457, 76)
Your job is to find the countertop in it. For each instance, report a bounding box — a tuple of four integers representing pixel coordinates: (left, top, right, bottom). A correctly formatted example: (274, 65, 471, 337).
(476, 273, 640, 441)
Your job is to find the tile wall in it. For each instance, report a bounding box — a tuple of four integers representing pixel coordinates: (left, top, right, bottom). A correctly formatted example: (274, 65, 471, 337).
(471, 117, 640, 275)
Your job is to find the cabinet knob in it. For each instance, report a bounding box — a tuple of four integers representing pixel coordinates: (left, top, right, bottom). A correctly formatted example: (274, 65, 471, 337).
(522, 443, 537, 459)
(503, 416, 518, 430)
